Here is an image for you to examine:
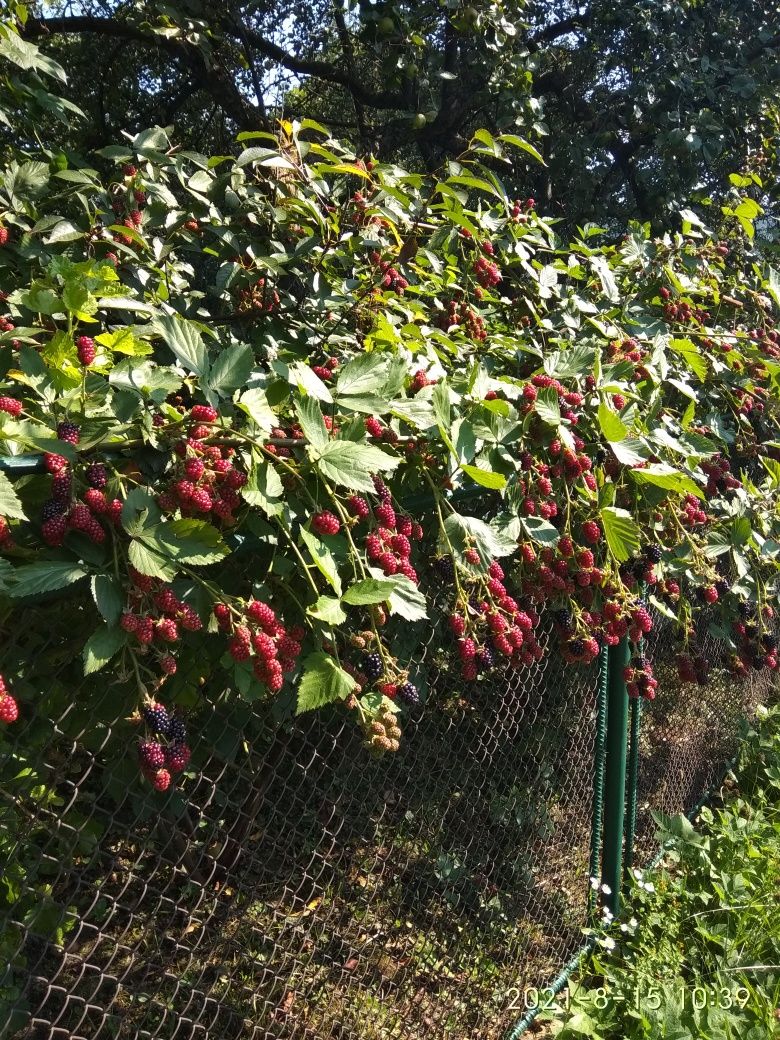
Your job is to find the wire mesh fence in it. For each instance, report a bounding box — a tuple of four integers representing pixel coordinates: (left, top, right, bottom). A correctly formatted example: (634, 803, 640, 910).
(0, 589, 774, 1040)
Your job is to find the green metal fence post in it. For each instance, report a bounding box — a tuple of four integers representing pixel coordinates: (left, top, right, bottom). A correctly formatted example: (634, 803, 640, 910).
(588, 643, 610, 917)
(624, 695, 642, 873)
(601, 636, 630, 916)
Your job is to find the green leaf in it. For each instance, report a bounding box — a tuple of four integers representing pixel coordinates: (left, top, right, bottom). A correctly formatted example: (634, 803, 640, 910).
(610, 438, 650, 466)
(237, 387, 276, 431)
(140, 519, 229, 565)
(295, 395, 329, 451)
(288, 361, 333, 403)
(128, 539, 178, 580)
(44, 219, 83, 244)
(308, 595, 347, 626)
(91, 574, 123, 625)
(443, 513, 516, 562)
(601, 506, 641, 562)
(766, 267, 780, 310)
(315, 441, 400, 492)
(121, 488, 161, 537)
(496, 134, 545, 164)
(461, 464, 506, 489)
(598, 401, 628, 442)
(631, 464, 703, 499)
(243, 459, 283, 515)
(342, 578, 398, 606)
(335, 353, 389, 396)
(0, 470, 27, 520)
(207, 344, 253, 396)
(535, 388, 561, 426)
(521, 516, 560, 544)
(669, 338, 708, 381)
(7, 561, 87, 598)
(296, 652, 356, 714)
(155, 315, 210, 377)
(83, 625, 126, 675)
(384, 574, 428, 622)
(299, 526, 343, 595)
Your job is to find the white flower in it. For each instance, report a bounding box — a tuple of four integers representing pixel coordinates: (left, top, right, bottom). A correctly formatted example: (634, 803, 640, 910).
(600, 936, 616, 951)
(601, 883, 612, 895)
(629, 917, 638, 929)
(632, 868, 644, 881)
(644, 881, 655, 893)
(589, 877, 600, 890)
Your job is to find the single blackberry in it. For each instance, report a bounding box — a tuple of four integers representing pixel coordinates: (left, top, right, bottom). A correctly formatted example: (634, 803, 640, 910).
(568, 638, 585, 656)
(475, 647, 494, 670)
(138, 740, 166, 769)
(554, 608, 573, 632)
(594, 448, 607, 465)
(715, 578, 730, 596)
(168, 717, 187, 742)
(86, 462, 108, 489)
(761, 633, 778, 651)
(744, 622, 758, 639)
(41, 499, 67, 521)
(737, 602, 752, 619)
(363, 652, 383, 680)
(632, 558, 647, 580)
(435, 555, 455, 582)
(635, 654, 648, 671)
(51, 473, 72, 501)
(56, 421, 80, 445)
(642, 544, 662, 564)
(142, 703, 171, 736)
(397, 681, 420, 706)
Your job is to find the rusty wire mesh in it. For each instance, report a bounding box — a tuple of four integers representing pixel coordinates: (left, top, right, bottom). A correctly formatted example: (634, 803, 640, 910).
(0, 582, 599, 1040)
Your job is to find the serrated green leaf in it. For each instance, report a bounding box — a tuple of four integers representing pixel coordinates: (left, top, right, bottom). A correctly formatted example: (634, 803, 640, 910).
(335, 353, 389, 396)
(288, 361, 333, 403)
(140, 519, 229, 566)
(342, 578, 397, 606)
(598, 401, 628, 442)
(384, 573, 428, 621)
(83, 625, 126, 675)
(315, 441, 400, 492)
(521, 516, 560, 544)
(601, 506, 641, 562)
(631, 464, 703, 499)
(128, 538, 178, 580)
(243, 459, 283, 515)
(308, 595, 347, 626)
(299, 526, 343, 595)
(461, 464, 506, 489)
(296, 652, 356, 714)
(7, 561, 87, 598)
(0, 470, 27, 520)
(207, 343, 253, 396)
(155, 315, 210, 377)
(295, 395, 329, 451)
(444, 513, 516, 562)
(91, 574, 123, 625)
(535, 388, 561, 426)
(237, 386, 276, 430)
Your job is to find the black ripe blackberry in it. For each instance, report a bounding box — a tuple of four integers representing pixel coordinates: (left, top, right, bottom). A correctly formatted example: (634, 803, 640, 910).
(569, 638, 585, 656)
(363, 652, 383, 680)
(715, 578, 730, 596)
(143, 703, 171, 736)
(435, 555, 455, 582)
(635, 654, 648, 671)
(737, 601, 752, 619)
(397, 681, 420, 706)
(56, 421, 80, 445)
(632, 557, 647, 579)
(475, 647, 494, 670)
(51, 473, 72, 501)
(554, 608, 573, 633)
(41, 499, 67, 521)
(761, 633, 778, 651)
(744, 622, 758, 639)
(594, 448, 607, 465)
(643, 543, 662, 564)
(168, 717, 187, 742)
(86, 462, 108, 489)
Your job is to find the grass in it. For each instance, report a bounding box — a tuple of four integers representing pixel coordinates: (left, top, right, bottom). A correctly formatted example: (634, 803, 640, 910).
(539, 702, 780, 1039)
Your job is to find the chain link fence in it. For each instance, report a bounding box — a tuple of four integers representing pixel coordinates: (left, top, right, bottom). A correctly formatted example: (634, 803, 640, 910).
(0, 585, 775, 1040)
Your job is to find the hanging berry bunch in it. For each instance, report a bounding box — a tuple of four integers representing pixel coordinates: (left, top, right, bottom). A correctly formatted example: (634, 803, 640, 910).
(137, 701, 192, 791)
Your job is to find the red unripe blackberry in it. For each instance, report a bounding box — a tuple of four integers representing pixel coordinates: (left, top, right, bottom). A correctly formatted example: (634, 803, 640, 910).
(69, 504, 92, 531)
(246, 600, 277, 634)
(229, 636, 251, 661)
(582, 520, 601, 544)
(44, 452, 69, 474)
(154, 587, 180, 615)
(51, 472, 72, 501)
(56, 421, 80, 445)
(379, 682, 398, 698)
(107, 499, 123, 524)
(0, 694, 19, 722)
(379, 551, 398, 575)
(76, 336, 96, 365)
(0, 228, 8, 246)
(0, 396, 22, 417)
(150, 768, 171, 792)
(399, 560, 418, 582)
(364, 416, 383, 438)
(190, 487, 213, 512)
(702, 585, 718, 604)
(130, 209, 143, 227)
(190, 424, 210, 441)
(225, 468, 246, 490)
(86, 462, 108, 489)
(458, 638, 477, 660)
(612, 393, 626, 410)
(155, 618, 178, 642)
(84, 489, 108, 514)
(185, 458, 205, 480)
(166, 742, 191, 772)
(179, 605, 202, 631)
(121, 611, 139, 634)
(42, 516, 67, 545)
(375, 502, 396, 529)
(190, 404, 218, 422)
(136, 617, 155, 644)
(522, 384, 538, 403)
(348, 495, 370, 519)
(139, 740, 166, 769)
(449, 614, 466, 637)
(252, 631, 277, 660)
(464, 547, 480, 565)
(312, 510, 340, 536)
(558, 535, 574, 557)
(577, 549, 594, 569)
(213, 602, 232, 630)
(267, 670, 284, 693)
(520, 543, 536, 565)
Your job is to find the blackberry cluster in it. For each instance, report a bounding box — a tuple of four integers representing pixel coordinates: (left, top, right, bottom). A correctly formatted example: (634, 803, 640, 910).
(138, 701, 191, 791)
(362, 701, 402, 754)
